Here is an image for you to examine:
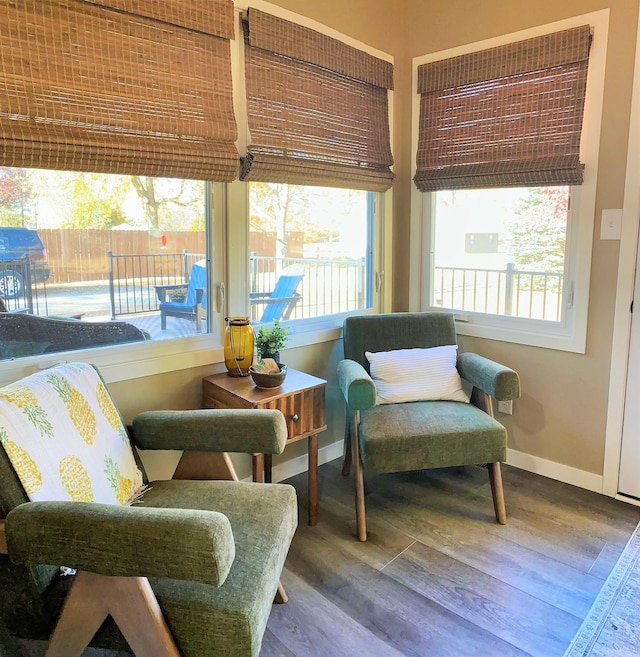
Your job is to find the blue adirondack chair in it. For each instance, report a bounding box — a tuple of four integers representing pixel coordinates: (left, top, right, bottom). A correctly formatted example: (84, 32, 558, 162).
(155, 260, 206, 332)
(251, 263, 304, 323)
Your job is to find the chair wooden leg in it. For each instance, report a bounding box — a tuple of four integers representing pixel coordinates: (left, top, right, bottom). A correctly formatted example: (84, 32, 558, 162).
(45, 572, 180, 657)
(274, 581, 288, 604)
(172, 450, 239, 482)
(351, 412, 367, 541)
(342, 411, 352, 476)
(488, 462, 507, 525)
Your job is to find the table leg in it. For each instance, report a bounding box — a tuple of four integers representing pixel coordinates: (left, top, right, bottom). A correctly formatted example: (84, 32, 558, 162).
(252, 454, 264, 483)
(264, 453, 273, 483)
(308, 433, 318, 526)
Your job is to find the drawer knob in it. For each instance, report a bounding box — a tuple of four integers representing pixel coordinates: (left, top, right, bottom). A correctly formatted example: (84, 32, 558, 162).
(291, 413, 299, 423)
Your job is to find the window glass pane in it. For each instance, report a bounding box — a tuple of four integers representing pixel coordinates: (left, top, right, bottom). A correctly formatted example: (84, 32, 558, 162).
(432, 186, 569, 322)
(248, 183, 371, 323)
(0, 168, 208, 360)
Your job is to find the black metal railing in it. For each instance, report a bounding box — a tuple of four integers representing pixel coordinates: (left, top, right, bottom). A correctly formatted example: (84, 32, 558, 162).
(108, 250, 205, 319)
(434, 263, 564, 321)
(249, 255, 367, 322)
(0, 257, 49, 315)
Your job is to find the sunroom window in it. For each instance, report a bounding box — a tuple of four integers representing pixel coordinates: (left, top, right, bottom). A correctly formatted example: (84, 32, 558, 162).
(248, 183, 372, 324)
(411, 13, 607, 352)
(0, 168, 209, 360)
(432, 186, 570, 322)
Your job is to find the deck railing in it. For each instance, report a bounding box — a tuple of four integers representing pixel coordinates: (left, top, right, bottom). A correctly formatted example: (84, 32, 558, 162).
(0, 257, 49, 315)
(108, 250, 205, 319)
(434, 263, 564, 321)
(107, 253, 562, 323)
(250, 255, 367, 322)
(108, 252, 367, 321)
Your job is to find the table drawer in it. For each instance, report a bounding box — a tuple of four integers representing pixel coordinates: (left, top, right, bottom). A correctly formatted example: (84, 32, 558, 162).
(262, 386, 326, 442)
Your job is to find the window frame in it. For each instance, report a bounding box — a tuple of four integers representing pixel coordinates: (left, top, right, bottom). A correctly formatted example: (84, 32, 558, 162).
(226, 181, 389, 342)
(228, 0, 393, 340)
(0, 0, 393, 385)
(0, 180, 226, 387)
(409, 10, 609, 353)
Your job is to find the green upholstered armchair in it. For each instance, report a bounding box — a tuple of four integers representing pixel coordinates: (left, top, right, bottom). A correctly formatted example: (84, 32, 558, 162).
(0, 362, 297, 657)
(338, 312, 520, 542)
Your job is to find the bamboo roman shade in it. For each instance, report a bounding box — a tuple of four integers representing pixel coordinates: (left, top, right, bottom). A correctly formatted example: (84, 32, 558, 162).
(1, 0, 238, 181)
(241, 9, 394, 192)
(414, 25, 592, 192)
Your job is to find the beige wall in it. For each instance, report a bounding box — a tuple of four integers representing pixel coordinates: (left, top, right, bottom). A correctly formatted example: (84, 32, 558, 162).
(111, 0, 640, 482)
(396, 0, 639, 475)
(272, 0, 640, 476)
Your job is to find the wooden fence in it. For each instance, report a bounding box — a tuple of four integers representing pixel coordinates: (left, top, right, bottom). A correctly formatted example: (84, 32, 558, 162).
(38, 229, 303, 284)
(38, 230, 206, 284)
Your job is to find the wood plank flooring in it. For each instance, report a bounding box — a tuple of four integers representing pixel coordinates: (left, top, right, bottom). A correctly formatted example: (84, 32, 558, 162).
(262, 460, 640, 657)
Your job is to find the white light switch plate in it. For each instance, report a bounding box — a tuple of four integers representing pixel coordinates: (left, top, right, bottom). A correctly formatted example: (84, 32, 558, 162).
(601, 209, 622, 240)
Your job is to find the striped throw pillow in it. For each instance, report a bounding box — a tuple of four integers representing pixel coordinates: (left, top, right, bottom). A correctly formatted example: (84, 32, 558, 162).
(365, 345, 469, 405)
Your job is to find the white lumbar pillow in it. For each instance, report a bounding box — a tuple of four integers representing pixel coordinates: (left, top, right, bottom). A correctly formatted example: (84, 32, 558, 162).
(365, 345, 469, 405)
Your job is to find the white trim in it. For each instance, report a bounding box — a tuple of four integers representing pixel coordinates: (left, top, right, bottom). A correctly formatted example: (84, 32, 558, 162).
(409, 10, 609, 354)
(615, 494, 640, 508)
(0, 335, 222, 387)
(234, 0, 393, 63)
(243, 439, 607, 495)
(506, 448, 603, 493)
(603, 8, 640, 497)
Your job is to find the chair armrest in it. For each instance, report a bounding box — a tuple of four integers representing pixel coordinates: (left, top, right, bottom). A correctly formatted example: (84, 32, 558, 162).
(337, 359, 377, 411)
(6, 501, 234, 587)
(259, 295, 300, 305)
(131, 409, 288, 454)
(250, 293, 300, 304)
(154, 284, 187, 303)
(457, 352, 520, 401)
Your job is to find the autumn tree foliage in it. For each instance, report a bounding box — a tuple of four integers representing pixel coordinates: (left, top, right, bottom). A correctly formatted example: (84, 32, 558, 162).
(0, 168, 34, 227)
(507, 186, 569, 273)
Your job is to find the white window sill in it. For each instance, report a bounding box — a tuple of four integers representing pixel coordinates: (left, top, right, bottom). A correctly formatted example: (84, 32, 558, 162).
(0, 317, 351, 386)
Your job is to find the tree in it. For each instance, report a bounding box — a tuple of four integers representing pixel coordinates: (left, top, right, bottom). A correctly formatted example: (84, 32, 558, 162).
(507, 186, 569, 273)
(249, 183, 309, 259)
(0, 168, 34, 227)
(129, 177, 204, 231)
(59, 173, 130, 228)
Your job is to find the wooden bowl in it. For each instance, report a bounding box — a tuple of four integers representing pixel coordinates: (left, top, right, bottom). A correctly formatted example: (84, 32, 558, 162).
(249, 364, 287, 389)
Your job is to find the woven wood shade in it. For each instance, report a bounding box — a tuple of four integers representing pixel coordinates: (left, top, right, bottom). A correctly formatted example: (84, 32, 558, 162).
(241, 9, 394, 192)
(414, 25, 591, 192)
(1, 0, 238, 181)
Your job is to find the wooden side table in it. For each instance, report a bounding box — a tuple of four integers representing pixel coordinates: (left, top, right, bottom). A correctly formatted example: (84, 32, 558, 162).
(202, 368, 327, 526)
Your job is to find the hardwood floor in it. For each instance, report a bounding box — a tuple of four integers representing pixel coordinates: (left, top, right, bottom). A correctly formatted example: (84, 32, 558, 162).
(262, 460, 640, 657)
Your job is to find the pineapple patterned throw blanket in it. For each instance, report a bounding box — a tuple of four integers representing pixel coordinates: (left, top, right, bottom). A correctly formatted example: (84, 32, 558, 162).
(0, 362, 144, 504)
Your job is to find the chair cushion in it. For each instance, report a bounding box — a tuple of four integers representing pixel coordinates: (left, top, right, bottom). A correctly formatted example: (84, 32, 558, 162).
(0, 362, 144, 505)
(138, 480, 297, 657)
(34, 480, 297, 657)
(365, 345, 468, 404)
(359, 400, 507, 474)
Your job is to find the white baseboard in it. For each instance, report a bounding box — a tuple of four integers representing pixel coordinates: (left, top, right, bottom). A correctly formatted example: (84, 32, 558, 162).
(506, 448, 603, 493)
(615, 493, 640, 507)
(260, 440, 605, 495)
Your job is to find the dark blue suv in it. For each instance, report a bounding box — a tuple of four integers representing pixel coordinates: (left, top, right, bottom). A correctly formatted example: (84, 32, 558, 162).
(0, 227, 50, 299)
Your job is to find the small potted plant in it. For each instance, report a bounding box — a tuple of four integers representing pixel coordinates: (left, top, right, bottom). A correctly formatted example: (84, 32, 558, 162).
(255, 319, 288, 363)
